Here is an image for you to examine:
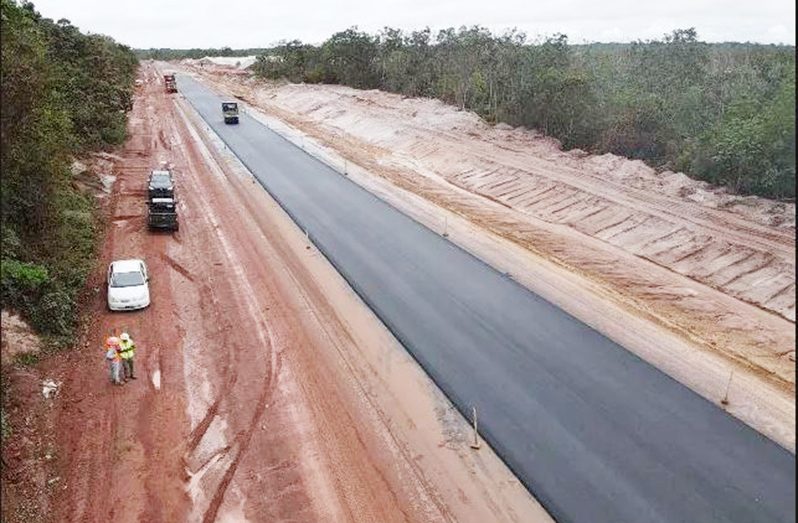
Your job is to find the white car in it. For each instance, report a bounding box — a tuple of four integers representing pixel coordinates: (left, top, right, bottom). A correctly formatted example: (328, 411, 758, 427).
(107, 259, 150, 311)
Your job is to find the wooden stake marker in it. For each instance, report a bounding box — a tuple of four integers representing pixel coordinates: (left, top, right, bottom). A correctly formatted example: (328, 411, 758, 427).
(721, 370, 735, 406)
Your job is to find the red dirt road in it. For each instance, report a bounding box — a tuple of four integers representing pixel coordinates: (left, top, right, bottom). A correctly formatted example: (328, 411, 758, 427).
(44, 63, 546, 522)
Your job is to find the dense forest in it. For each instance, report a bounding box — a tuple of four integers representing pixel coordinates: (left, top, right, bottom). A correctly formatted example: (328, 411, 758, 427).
(1, 0, 138, 341)
(252, 27, 795, 199)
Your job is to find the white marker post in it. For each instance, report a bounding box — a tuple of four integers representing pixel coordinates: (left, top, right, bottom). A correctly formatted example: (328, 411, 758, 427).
(470, 406, 481, 450)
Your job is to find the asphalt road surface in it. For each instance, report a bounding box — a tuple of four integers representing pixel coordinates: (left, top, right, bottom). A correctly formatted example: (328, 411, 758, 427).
(178, 75, 795, 523)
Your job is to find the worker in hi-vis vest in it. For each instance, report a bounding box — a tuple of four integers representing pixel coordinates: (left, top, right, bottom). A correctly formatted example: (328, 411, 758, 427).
(118, 332, 137, 381)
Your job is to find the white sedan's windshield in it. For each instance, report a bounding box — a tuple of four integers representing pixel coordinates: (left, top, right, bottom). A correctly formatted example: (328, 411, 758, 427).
(111, 271, 144, 288)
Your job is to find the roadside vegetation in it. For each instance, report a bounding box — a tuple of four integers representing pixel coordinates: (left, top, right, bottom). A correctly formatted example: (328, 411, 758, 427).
(1, 0, 138, 343)
(251, 27, 795, 199)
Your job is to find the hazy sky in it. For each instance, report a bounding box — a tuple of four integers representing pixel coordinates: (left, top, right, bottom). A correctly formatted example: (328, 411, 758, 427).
(30, 0, 796, 48)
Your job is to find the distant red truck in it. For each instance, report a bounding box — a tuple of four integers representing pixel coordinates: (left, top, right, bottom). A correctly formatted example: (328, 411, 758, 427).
(163, 73, 177, 93)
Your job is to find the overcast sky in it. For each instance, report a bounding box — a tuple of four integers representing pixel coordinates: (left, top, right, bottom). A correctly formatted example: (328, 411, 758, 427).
(30, 0, 796, 48)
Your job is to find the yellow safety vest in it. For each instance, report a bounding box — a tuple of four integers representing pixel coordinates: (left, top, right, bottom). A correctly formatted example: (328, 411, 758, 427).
(119, 339, 136, 359)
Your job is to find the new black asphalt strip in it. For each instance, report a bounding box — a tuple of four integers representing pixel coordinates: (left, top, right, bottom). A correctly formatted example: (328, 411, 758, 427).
(178, 75, 795, 523)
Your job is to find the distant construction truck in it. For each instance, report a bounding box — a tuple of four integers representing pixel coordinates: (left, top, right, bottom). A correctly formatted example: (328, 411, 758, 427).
(146, 197, 179, 231)
(164, 73, 177, 93)
(222, 102, 239, 124)
(146, 168, 178, 231)
(148, 169, 174, 199)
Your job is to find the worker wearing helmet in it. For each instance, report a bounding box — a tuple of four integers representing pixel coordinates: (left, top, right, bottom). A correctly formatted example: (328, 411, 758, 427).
(105, 336, 123, 385)
(118, 332, 137, 381)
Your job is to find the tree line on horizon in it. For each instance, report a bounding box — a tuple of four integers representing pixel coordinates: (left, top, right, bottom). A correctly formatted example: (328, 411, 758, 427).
(244, 27, 793, 200)
(136, 46, 270, 60)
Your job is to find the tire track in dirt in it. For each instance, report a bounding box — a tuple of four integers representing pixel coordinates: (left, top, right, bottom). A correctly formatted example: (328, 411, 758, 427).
(173, 91, 473, 523)
(201, 339, 279, 523)
(160, 252, 196, 283)
(186, 370, 236, 453)
(166, 101, 298, 519)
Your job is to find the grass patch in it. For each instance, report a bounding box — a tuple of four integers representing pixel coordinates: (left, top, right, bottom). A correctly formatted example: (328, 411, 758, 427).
(1, 408, 11, 439)
(13, 353, 40, 367)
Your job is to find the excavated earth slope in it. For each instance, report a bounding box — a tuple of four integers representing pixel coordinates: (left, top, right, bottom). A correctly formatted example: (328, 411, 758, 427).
(188, 67, 795, 394)
(265, 83, 795, 321)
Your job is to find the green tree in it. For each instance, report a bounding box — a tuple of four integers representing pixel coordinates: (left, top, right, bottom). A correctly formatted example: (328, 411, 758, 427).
(321, 27, 380, 88)
(1, 0, 138, 337)
(251, 26, 795, 199)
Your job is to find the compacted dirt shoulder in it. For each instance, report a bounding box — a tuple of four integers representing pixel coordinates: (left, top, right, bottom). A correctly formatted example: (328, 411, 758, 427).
(183, 64, 795, 450)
